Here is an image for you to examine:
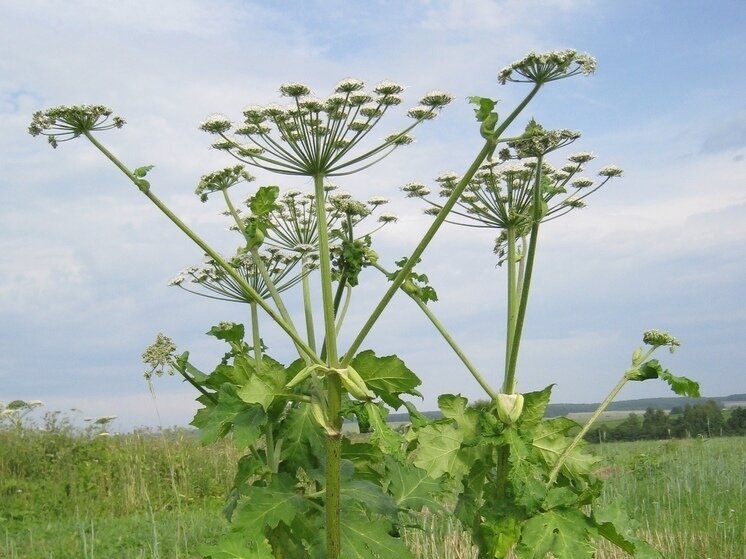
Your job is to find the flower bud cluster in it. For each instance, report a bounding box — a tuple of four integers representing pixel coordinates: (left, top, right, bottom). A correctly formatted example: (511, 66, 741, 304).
(142, 333, 178, 379)
(195, 165, 254, 202)
(643, 330, 681, 352)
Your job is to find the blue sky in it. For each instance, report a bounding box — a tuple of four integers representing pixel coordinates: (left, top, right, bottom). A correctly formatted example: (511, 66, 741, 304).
(1, 0, 744, 430)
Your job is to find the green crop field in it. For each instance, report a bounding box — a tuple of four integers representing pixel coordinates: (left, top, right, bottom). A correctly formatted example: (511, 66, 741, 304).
(1, 423, 744, 558)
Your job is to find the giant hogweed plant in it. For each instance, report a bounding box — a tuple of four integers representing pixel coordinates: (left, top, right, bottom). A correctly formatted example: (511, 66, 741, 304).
(29, 50, 698, 558)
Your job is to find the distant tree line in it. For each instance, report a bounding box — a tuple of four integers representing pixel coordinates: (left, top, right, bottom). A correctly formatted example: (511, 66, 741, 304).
(584, 401, 746, 443)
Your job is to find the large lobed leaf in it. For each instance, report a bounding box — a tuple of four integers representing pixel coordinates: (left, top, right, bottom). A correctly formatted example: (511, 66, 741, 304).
(351, 350, 422, 408)
(411, 422, 469, 479)
(340, 513, 414, 559)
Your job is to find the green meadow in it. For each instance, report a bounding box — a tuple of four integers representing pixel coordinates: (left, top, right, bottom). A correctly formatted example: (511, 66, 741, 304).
(1, 419, 744, 559)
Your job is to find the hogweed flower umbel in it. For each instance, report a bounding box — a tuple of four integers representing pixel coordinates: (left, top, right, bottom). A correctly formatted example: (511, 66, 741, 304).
(28, 105, 125, 148)
(408, 147, 623, 260)
(201, 78, 452, 176)
(498, 49, 597, 85)
(170, 250, 304, 304)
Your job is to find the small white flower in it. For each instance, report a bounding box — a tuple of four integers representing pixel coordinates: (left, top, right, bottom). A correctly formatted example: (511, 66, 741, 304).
(568, 152, 595, 164)
(378, 213, 398, 223)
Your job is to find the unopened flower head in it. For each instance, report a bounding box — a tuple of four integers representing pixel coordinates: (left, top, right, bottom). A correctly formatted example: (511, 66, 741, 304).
(195, 165, 254, 202)
(508, 120, 580, 158)
(28, 105, 125, 148)
(498, 49, 597, 85)
(643, 330, 681, 351)
(142, 333, 177, 379)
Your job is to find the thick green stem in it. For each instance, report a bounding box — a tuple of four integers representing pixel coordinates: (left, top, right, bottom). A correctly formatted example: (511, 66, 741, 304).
(313, 173, 342, 559)
(504, 155, 544, 394)
(504, 227, 518, 391)
(301, 262, 317, 353)
(83, 131, 323, 367)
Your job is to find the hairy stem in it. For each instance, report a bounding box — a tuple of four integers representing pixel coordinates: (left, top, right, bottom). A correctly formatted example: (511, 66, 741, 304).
(504, 226, 518, 390)
(301, 260, 317, 353)
(313, 173, 342, 559)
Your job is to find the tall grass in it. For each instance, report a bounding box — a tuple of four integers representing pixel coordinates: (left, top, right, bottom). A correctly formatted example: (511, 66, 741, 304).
(0, 415, 241, 558)
(2, 415, 744, 558)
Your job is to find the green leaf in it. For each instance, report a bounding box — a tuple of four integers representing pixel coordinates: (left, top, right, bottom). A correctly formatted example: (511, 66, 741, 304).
(279, 403, 325, 472)
(233, 474, 307, 538)
(630, 360, 700, 398)
(198, 531, 273, 559)
(236, 357, 287, 410)
(411, 422, 468, 479)
(249, 185, 280, 217)
(515, 509, 597, 559)
(532, 418, 599, 481)
(658, 369, 700, 398)
(133, 165, 154, 178)
(467, 96, 497, 122)
(207, 322, 245, 344)
(365, 402, 405, 460)
(190, 383, 246, 444)
(232, 405, 267, 449)
(385, 456, 444, 512)
(342, 478, 398, 517)
(403, 402, 429, 429)
(543, 487, 579, 510)
(438, 394, 478, 440)
(519, 385, 554, 429)
(340, 512, 415, 559)
(593, 502, 663, 558)
(351, 350, 422, 408)
(342, 438, 383, 483)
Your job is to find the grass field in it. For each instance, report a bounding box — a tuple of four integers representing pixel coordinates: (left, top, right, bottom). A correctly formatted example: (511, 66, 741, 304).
(1, 422, 744, 558)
